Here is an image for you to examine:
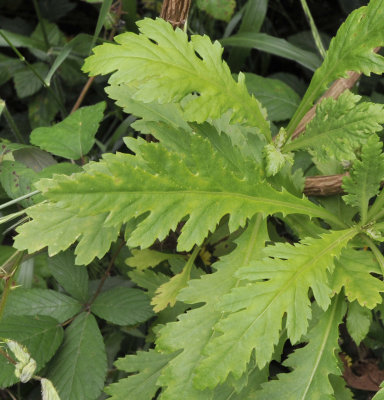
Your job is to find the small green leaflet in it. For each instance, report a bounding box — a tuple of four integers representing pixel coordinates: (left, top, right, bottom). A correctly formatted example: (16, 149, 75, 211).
(342, 134, 384, 223)
(288, 0, 384, 135)
(15, 133, 338, 263)
(346, 301, 372, 346)
(82, 18, 270, 138)
(257, 295, 346, 399)
(191, 229, 356, 388)
(30, 102, 105, 160)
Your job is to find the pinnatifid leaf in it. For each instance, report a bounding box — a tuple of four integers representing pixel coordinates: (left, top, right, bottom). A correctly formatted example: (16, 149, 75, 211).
(191, 229, 356, 388)
(257, 295, 346, 399)
(14, 133, 335, 264)
(82, 18, 270, 137)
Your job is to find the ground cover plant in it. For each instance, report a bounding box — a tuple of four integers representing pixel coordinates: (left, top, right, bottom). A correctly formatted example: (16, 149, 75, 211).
(2, 0, 384, 399)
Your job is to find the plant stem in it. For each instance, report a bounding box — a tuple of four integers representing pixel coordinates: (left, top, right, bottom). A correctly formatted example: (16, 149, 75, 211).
(0, 348, 16, 365)
(32, 0, 50, 50)
(300, 0, 326, 58)
(87, 240, 126, 306)
(0, 31, 66, 116)
(0, 191, 40, 211)
(2, 105, 25, 143)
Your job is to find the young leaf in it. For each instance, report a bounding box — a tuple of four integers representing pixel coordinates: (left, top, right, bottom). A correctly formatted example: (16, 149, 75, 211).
(48, 250, 89, 302)
(257, 295, 346, 399)
(288, 0, 384, 134)
(104, 350, 177, 400)
(192, 229, 356, 388)
(82, 18, 270, 138)
(14, 133, 340, 264)
(342, 134, 384, 223)
(156, 216, 269, 399)
(331, 249, 384, 309)
(3, 288, 83, 323)
(285, 91, 384, 153)
(346, 301, 372, 345)
(0, 315, 63, 388)
(46, 312, 107, 400)
(30, 102, 106, 160)
(91, 287, 154, 325)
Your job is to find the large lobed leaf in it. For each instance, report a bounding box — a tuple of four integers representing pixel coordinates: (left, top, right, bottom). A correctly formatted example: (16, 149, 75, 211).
(257, 295, 347, 399)
(155, 216, 269, 399)
(189, 228, 356, 388)
(82, 18, 270, 138)
(14, 133, 337, 264)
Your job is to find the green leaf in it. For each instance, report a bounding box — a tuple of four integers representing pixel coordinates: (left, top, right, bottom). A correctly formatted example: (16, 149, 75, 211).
(48, 250, 89, 302)
(14, 205, 120, 265)
(196, 0, 235, 21)
(346, 301, 372, 345)
(126, 248, 184, 270)
(244, 73, 301, 122)
(257, 295, 346, 399)
(3, 288, 82, 323)
(104, 350, 177, 400)
(0, 315, 63, 388)
(151, 248, 198, 312)
(221, 32, 321, 71)
(46, 313, 107, 400)
(288, 0, 384, 135)
(342, 134, 384, 223)
(285, 91, 384, 153)
(331, 249, 384, 309)
(91, 287, 154, 325)
(30, 102, 106, 160)
(82, 18, 270, 138)
(155, 216, 269, 399)
(13, 63, 49, 99)
(192, 229, 356, 388)
(0, 160, 38, 207)
(28, 91, 60, 129)
(15, 133, 338, 262)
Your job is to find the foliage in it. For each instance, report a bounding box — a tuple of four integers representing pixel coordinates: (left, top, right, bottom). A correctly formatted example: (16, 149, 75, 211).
(2, 0, 384, 399)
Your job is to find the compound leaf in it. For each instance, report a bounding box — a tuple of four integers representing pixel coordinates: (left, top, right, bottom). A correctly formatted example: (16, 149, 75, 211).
(91, 287, 154, 325)
(46, 313, 107, 400)
(0, 315, 63, 388)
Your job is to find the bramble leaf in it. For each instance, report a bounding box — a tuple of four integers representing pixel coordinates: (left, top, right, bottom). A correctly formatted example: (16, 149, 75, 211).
(46, 313, 107, 400)
(0, 315, 63, 388)
(257, 295, 346, 399)
(30, 102, 105, 160)
(346, 301, 372, 345)
(82, 18, 270, 137)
